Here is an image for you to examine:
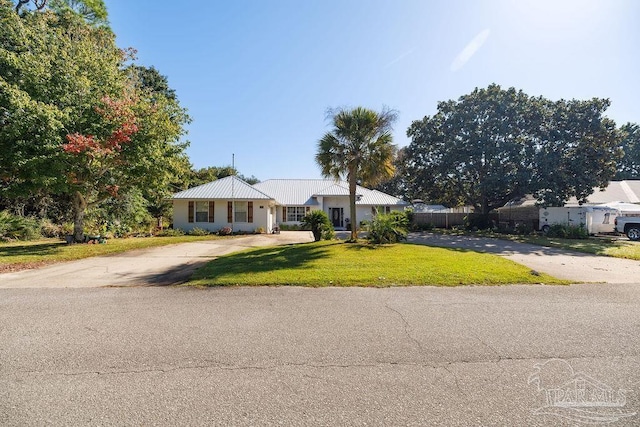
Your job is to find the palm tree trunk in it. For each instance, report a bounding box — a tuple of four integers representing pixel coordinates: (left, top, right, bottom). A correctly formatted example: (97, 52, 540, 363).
(348, 169, 358, 241)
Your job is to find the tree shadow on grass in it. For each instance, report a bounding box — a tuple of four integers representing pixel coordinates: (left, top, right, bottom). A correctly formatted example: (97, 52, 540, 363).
(0, 241, 66, 258)
(190, 242, 334, 282)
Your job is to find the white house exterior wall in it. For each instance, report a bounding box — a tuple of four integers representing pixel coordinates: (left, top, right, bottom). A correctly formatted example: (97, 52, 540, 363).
(319, 197, 403, 226)
(271, 199, 407, 229)
(172, 200, 271, 233)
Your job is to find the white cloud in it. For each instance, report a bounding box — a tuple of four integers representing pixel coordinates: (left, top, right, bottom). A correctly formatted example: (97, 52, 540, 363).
(450, 29, 491, 72)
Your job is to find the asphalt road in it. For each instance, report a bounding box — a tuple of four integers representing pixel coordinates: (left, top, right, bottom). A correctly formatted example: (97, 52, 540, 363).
(1, 285, 639, 426)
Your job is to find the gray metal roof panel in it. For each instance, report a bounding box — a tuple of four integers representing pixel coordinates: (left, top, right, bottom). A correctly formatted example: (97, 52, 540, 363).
(172, 176, 273, 200)
(253, 179, 407, 206)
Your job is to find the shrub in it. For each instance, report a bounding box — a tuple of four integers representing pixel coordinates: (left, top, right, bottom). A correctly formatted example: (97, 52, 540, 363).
(0, 211, 41, 241)
(464, 214, 494, 230)
(255, 227, 265, 234)
(189, 227, 210, 236)
(156, 228, 185, 237)
(367, 211, 409, 244)
(411, 222, 435, 232)
(218, 227, 233, 236)
(513, 222, 533, 235)
(301, 210, 334, 241)
(546, 224, 589, 239)
(40, 219, 64, 238)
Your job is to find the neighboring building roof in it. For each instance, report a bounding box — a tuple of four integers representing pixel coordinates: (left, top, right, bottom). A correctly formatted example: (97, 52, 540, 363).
(172, 176, 273, 200)
(566, 180, 640, 205)
(497, 181, 640, 209)
(253, 179, 408, 206)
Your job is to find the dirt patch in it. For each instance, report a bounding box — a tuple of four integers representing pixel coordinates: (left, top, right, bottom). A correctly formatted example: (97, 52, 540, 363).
(0, 261, 53, 274)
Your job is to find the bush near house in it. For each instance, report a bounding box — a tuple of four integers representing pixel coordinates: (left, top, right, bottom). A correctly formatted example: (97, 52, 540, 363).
(546, 224, 589, 239)
(188, 227, 210, 236)
(367, 211, 409, 244)
(301, 210, 334, 241)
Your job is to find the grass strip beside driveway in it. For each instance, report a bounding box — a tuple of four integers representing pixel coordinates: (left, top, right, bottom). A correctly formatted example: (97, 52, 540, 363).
(188, 240, 566, 287)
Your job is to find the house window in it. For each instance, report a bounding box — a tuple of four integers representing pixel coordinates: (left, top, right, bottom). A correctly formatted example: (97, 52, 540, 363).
(286, 207, 307, 222)
(195, 201, 209, 222)
(235, 201, 247, 223)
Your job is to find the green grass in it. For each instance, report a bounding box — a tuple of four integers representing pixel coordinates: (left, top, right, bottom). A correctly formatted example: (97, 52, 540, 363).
(188, 240, 566, 287)
(0, 235, 228, 272)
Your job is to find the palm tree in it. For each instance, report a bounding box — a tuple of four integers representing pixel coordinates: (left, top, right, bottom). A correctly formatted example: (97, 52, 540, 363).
(316, 107, 397, 241)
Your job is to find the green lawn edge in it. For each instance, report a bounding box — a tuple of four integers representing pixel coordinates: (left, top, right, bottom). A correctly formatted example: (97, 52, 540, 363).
(187, 240, 568, 287)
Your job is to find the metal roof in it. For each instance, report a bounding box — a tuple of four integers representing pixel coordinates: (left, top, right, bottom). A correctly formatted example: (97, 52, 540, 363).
(566, 180, 640, 205)
(172, 176, 273, 200)
(253, 179, 408, 206)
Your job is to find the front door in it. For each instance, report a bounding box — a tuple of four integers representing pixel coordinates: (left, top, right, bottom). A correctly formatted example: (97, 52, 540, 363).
(329, 208, 343, 228)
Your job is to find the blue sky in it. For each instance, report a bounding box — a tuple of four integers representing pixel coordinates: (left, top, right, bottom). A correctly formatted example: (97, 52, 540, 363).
(108, 0, 639, 180)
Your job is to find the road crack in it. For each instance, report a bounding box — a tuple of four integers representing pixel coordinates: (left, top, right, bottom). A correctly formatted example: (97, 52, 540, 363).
(384, 301, 426, 353)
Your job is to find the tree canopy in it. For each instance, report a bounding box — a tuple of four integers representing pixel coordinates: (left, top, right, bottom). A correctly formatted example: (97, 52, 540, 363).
(615, 123, 640, 180)
(0, 1, 190, 240)
(404, 84, 622, 213)
(14, 0, 108, 26)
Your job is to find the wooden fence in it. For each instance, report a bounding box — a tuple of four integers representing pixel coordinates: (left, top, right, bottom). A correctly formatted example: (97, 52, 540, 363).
(411, 212, 501, 229)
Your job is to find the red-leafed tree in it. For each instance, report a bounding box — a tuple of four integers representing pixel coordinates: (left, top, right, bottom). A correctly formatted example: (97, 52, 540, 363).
(63, 94, 139, 242)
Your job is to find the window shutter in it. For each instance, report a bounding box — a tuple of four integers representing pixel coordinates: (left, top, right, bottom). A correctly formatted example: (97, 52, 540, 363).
(248, 201, 253, 223)
(208, 201, 215, 222)
(306, 206, 310, 213)
(188, 201, 194, 223)
(227, 201, 232, 223)
(283, 207, 286, 221)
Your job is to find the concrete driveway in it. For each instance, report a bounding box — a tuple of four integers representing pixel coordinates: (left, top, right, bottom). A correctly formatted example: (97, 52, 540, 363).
(0, 231, 314, 289)
(407, 232, 640, 284)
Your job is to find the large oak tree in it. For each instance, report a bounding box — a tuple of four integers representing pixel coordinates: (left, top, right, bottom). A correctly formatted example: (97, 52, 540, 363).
(405, 84, 622, 213)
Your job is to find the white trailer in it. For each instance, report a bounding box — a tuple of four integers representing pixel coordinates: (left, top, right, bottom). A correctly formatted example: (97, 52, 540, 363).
(539, 207, 587, 233)
(539, 206, 620, 234)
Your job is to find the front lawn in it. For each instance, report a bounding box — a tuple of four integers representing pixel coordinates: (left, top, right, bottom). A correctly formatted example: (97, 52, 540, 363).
(0, 235, 227, 273)
(188, 240, 565, 287)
